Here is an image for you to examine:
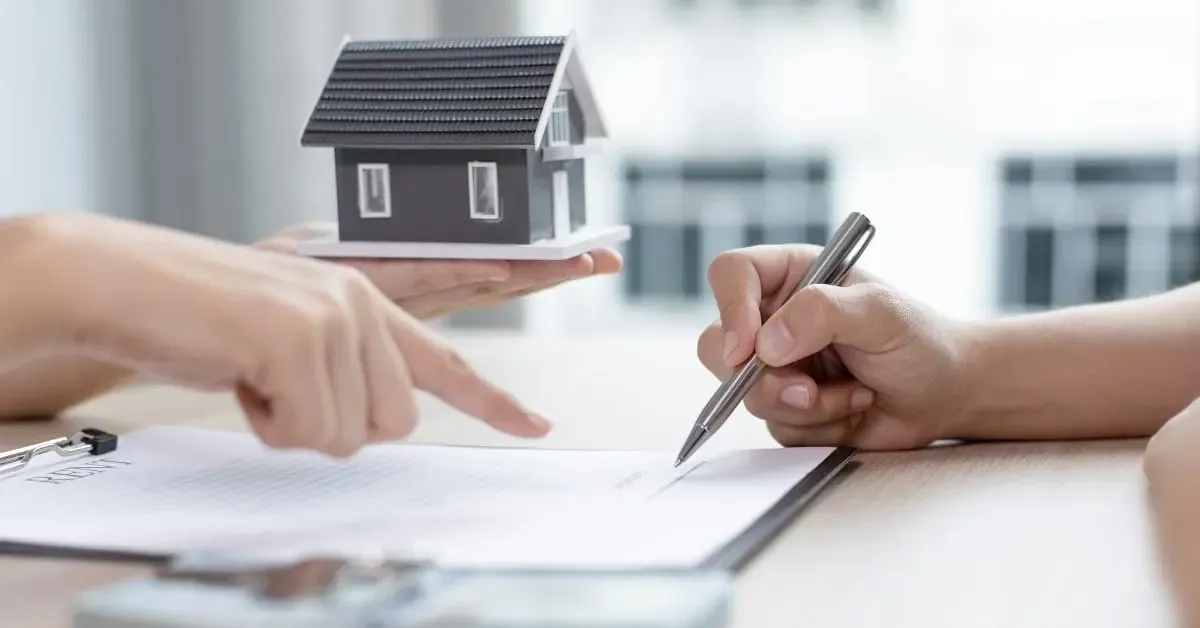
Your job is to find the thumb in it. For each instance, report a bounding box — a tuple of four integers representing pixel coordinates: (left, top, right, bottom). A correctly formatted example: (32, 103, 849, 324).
(755, 283, 910, 366)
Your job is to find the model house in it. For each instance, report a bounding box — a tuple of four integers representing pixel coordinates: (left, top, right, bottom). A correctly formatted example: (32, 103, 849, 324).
(297, 32, 629, 261)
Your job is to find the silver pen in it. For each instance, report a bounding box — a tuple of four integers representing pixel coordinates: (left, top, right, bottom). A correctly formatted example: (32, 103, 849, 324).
(674, 212, 877, 467)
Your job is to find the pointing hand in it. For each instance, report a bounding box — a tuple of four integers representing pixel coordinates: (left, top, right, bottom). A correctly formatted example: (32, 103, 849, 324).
(256, 223, 622, 320)
(19, 213, 549, 457)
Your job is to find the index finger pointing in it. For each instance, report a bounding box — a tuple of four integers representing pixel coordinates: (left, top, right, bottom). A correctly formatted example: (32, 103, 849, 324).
(385, 308, 551, 438)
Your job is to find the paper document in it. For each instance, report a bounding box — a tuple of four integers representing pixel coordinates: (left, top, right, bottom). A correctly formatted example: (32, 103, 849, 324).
(0, 427, 837, 568)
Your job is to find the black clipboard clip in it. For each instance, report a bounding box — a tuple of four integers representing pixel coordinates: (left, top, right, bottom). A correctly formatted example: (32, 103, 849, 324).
(0, 428, 119, 478)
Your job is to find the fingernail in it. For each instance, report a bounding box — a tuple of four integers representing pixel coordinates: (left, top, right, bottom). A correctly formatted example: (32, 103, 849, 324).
(757, 322, 794, 362)
(723, 331, 739, 362)
(780, 385, 811, 409)
(851, 388, 874, 411)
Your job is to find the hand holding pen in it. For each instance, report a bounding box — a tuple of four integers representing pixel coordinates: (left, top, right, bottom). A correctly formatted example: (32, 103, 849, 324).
(675, 213, 876, 465)
(685, 213, 976, 456)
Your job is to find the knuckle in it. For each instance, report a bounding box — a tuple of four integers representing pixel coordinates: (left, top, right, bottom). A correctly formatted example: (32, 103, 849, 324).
(804, 283, 838, 310)
(787, 243, 824, 266)
(855, 282, 921, 350)
(273, 294, 347, 359)
(857, 282, 905, 316)
(716, 298, 748, 328)
(706, 251, 740, 283)
(441, 347, 472, 378)
(298, 273, 367, 332)
(327, 441, 359, 459)
(391, 420, 417, 441)
(330, 265, 376, 304)
(797, 243, 823, 257)
(253, 425, 288, 450)
(391, 411, 419, 440)
(427, 345, 473, 394)
(794, 285, 837, 330)
(373, 415, 405, 441)
(307, 294, 345, 335)
(270, 424, 307, 450)
(384, 397, 420, 441)
(232, 350, 264, 385)
(279, 307, 324, 353)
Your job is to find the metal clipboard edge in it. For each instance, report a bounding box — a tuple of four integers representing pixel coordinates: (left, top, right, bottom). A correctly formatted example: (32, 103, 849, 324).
(698, 446, 858, 574)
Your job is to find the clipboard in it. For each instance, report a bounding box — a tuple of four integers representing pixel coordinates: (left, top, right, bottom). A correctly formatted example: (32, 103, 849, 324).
(0, 428, 857, 575)
(699, 445, 856, 573)
(0, 428, 168, 564)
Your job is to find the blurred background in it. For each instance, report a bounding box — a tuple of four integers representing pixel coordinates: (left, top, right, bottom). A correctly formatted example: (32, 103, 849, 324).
(1, 0, 1197, 338)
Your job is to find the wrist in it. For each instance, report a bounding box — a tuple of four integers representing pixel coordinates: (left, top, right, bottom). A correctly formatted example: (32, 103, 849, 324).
(0, 213, 78, 363)
(943, 317, 1034, 441)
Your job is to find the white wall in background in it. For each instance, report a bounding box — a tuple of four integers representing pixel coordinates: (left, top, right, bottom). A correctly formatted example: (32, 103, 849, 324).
(0, 0, 98, 217)
(519, 0, 1199, 331)
(233, 0, 438, 241)
(0, 0, 441, 239)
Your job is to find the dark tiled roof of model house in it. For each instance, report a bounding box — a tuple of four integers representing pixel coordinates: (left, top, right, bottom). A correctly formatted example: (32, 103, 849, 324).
(301, 36, 567, 149)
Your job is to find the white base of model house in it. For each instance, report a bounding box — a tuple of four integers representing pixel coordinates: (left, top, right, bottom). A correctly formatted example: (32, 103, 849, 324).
(298, 225, 631, 261)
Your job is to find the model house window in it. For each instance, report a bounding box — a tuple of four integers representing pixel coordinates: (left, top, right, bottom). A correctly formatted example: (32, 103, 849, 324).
(549, 90, 570, 146)
(357, 163, 391, 218)
(468, 162, 500, 220)
(621, 156, 832, 302)
(998, 153, 1199, 312)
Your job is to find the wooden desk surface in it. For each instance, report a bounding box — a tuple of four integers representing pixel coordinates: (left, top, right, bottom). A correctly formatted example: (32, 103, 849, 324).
(0, 331, 1176, 627)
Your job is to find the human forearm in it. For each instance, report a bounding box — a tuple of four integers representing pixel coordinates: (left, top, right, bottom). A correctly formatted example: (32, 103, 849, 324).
(0, 355, 136, 420)
(956, 284, 1200, 441)
(0, 214, 68, 366)
(0, 214, 136, 418)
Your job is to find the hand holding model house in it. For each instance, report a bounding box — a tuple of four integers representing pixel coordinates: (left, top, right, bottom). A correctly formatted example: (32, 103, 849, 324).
(258, 222, 622, 320)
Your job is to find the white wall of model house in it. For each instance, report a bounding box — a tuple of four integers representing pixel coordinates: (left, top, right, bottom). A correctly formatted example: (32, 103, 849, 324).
(519, 0, 1200, 335)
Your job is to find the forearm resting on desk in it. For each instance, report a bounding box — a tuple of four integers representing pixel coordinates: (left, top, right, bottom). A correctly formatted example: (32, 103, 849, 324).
(956, 282, 1200, 441)
(0, 355, 136, 420)
(0, 215, 138, 418)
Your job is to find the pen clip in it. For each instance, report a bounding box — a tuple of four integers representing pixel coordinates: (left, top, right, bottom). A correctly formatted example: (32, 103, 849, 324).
(828, 224, 876, 287)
